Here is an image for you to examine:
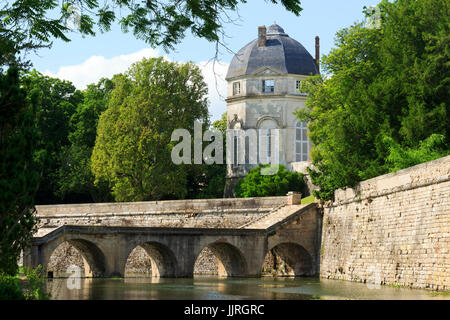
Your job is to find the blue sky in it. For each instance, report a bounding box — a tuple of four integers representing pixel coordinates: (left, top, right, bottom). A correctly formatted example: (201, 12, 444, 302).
(29, 0, 382, 121)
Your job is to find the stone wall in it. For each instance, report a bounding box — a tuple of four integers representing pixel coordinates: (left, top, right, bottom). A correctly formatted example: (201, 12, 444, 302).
(193, 248, 219, 276)
(320, 155, 450, 291)
(35, 197, 287, 234)
(47, 242, 85, 277)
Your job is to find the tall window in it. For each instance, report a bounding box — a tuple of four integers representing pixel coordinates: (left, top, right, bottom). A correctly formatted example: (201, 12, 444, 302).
(259, 119, 277, 165)
(266, 129, 272, 164)
(233, 134, 239, 167)
(233, 81, 241, 95)
(245, 136, 250, 165)
(295, 122, 309, 161)
(262, 79, 274, 93)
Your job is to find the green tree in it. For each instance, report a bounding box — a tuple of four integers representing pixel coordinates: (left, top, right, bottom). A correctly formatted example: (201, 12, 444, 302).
(23, 71, 83, 204)
(297, 0, 449, 200)
(56, 78, 114, 202)
(235, 165, 305, 198)
(0, 66, 40, 275)
(384, 134, 448, 173)
(91, 57, 209, 201)
(212, 112, 227, 132)
(186, 112, 228, 199)
(0, 0, 303, 67)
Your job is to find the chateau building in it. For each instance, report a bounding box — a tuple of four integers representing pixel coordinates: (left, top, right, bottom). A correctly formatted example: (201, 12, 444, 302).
(224, 23, 320, 196)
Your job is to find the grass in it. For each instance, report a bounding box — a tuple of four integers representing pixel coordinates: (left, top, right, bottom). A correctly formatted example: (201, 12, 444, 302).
(427, 291, 450, 297)
(301, 195, 316, 205)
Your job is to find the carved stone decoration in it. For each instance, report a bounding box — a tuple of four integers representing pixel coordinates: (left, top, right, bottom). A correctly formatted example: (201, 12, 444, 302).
(229, 113, 244, 129)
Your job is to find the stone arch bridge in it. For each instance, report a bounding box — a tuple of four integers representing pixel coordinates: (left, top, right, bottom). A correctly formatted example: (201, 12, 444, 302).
(24, 196, 321, 278)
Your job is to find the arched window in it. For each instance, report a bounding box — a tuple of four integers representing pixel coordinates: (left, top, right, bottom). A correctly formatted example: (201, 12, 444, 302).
(295, 122, 309, 161)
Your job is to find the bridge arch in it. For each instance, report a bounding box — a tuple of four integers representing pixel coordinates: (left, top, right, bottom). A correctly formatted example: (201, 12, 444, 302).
(194, 241, 248, 277)
(124, 242, 178, 278)
(262, 242, 313, 277)
(45, 238, 106, 277)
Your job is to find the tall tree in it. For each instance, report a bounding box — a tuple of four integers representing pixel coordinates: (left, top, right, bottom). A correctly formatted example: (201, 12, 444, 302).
(56, 78, 114, 202)
(297, 0, 449, 200)
(23, 71, 83, 204)
(91, 57, 209, 201)
(186, 112, 228, 199)
(0, 66, 40, 275)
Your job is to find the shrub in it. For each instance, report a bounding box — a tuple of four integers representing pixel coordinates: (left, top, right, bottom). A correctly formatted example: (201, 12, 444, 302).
(0, 266, 49, 300)
(235, 165, 305, 198)
(22, 266, 49, 300)
(0, 274, 24, 300)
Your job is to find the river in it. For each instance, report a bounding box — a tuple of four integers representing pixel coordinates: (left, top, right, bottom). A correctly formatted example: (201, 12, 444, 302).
(45, 276, 448, 300)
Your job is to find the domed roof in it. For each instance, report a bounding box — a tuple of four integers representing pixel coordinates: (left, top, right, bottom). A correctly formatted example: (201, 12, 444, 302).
(226, 24, 319, 80)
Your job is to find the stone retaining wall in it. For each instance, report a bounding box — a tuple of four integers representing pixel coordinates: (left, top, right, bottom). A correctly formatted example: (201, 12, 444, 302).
(320, 155, 450, 291)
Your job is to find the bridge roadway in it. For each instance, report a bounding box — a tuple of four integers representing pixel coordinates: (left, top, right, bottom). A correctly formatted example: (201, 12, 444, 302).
(24, 202, 321, 278)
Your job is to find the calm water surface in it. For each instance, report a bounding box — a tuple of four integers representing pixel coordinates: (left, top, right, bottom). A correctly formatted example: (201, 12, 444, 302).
(45, 276, 448, 300)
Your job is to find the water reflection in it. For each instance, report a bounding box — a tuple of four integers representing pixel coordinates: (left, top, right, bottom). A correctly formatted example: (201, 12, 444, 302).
(46, 276, 449, 300)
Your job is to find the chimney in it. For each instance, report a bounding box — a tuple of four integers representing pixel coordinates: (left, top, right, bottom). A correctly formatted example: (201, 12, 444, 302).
(258, 26, 267, 47)
(315, 36, 320, 71)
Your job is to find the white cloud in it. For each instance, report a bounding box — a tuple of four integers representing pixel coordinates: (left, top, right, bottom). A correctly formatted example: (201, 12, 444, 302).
(43, 48, 228, 121)
(43, 48, 161, 89)
(197, 60, 228, 121)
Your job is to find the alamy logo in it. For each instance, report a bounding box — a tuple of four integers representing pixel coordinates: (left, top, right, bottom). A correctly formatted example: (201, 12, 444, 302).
(366, 265, 382, 290)
(366, 6, 382, 30)
(66, 265, 82, 290)
(171, 121, 281, 175)
(65, 5, 81, 31)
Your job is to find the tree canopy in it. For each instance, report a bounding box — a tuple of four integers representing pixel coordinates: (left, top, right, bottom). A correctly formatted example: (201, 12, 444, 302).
(0, 66, 40, 275)
(187, 112, 228, 199)
(91, 57, 209, 201)
(297, 0, 449, 200)
(22, 71, 84, 204)
(56, 78, 114, 203)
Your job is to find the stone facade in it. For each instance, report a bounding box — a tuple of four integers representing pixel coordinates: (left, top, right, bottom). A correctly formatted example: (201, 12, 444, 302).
(320, 155, 450, 291)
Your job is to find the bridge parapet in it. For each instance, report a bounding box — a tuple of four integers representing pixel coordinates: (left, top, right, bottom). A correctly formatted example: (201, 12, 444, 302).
(36, 196, 288, 231)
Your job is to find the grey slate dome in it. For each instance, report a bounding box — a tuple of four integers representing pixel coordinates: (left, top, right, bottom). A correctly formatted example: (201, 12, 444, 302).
(226, 23, 319, 80)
